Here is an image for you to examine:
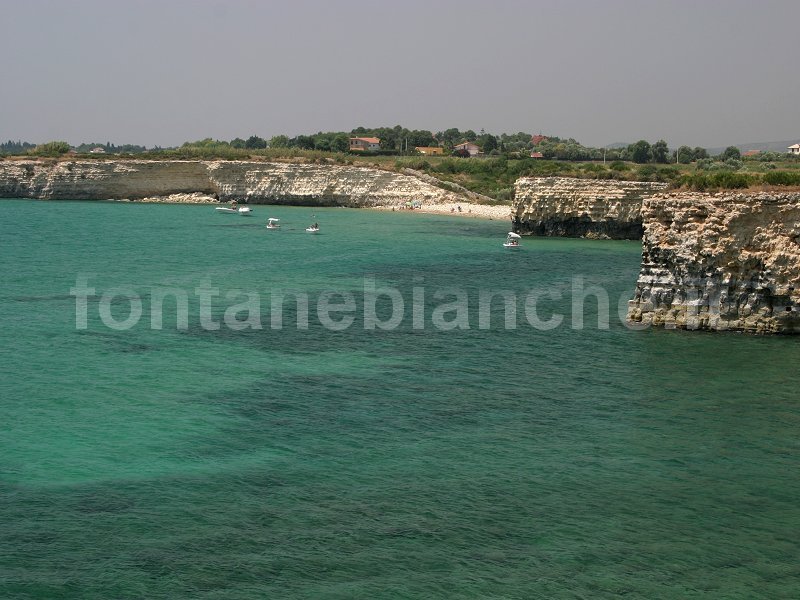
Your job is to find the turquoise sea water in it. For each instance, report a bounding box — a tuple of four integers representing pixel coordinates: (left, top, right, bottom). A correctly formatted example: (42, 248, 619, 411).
(1, 198, 799, 599)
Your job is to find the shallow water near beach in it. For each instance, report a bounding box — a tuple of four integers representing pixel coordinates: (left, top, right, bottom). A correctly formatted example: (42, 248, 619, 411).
(1, 198, 799, 599)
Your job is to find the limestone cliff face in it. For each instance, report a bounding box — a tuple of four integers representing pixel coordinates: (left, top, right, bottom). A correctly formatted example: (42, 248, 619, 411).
(513, 177, 668, 239)
(0, 160, 467, 206)
(627, 192, 800, 333)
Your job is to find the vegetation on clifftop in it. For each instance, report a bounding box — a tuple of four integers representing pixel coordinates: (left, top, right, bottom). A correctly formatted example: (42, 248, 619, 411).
(3, 129, 800, 199)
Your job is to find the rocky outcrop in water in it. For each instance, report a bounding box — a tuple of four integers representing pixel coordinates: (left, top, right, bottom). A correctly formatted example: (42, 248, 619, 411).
(0, 159, 469, 207)
(513, 177, 668, 239)
(627, 192, 800, 333)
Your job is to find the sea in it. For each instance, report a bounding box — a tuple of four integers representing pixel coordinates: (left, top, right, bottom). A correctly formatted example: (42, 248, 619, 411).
(1, 198, 798, 599)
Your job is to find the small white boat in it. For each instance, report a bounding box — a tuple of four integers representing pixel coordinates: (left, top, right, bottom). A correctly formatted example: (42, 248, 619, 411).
(215, 202, 251, 215)
(266, 218, 281, 229)
(503, 232, 521, 248)
(306, 223, 320, 233)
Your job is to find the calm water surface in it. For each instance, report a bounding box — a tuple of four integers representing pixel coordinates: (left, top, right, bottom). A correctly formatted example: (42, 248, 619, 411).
(1, 199, 798, 599)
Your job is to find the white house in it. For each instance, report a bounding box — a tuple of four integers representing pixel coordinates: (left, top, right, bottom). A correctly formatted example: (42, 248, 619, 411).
(349, 137, 381, 151)
(788, 144, 800, 155)
(453, 141, 481, 156)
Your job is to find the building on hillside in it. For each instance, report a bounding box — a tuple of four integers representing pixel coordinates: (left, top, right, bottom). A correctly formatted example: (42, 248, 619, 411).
(531, 134, 549, 145)
(530, 151, 544, 159)
(742, 150, 761, 157)
(453, 141, 481, 157)
(788, 144, 800, 155)
(89, 147, 106, 154)
(415, 146, 444, 155)
(349, 137, 381, 151)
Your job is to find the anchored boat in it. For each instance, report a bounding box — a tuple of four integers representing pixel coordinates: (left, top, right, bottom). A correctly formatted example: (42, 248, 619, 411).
(503, 232, 521, 248)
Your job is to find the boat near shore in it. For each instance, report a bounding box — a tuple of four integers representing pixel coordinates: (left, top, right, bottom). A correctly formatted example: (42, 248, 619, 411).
(503, 232, 521, 248)
(216, 204, 253, 216)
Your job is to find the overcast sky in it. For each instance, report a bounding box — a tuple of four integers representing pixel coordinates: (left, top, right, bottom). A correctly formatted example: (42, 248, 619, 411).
(2, 0, 798, 148)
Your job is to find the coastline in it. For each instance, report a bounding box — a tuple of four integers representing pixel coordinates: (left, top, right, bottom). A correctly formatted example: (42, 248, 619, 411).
(107, 193, 512, 221)
(372, 201, 512, 221)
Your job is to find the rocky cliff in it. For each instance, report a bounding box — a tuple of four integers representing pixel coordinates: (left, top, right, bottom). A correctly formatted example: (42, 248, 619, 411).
(513, 177, 668, 239)
(627, 192, 800, 333)
(0, 159, 469, 207)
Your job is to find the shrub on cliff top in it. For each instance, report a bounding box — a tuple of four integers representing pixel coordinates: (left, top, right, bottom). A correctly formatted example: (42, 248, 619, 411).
(678, 171, 755, 191)
(609, 160, 629, 171)
(763, 171, 800, 186)
(30, 141, 71, 157)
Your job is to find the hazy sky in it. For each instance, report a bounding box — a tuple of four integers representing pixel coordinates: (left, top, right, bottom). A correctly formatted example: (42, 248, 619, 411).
(2, 0, 798, 148)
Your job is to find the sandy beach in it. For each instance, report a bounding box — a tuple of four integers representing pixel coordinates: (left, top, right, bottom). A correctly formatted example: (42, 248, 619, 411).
(127, 194, 513, 222)
(374, 201, 512, 221)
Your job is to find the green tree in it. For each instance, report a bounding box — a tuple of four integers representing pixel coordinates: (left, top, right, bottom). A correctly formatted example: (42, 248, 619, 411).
(244, 135, 267, 149)
(720, 146, 741, 161)
(478, 134, 498, 153)
(628, 140, 652, 164)
(293, 135, 315, 150)
(31, 141, 71, 156)
(269, 135, 290, 148)
(693, 147, 708, 160)
(230, 137, 246, 149)
(436, 128, 462, 148)
(651, 139, 669, 163)
(674, 145, 694, 164)
(331, 134, 349, 153)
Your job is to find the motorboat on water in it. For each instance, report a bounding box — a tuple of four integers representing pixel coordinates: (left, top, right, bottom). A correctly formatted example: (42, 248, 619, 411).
(503, 232, 521, 248)
(306, 223, 320, 233)
(215, 202, 253, 216)
(266, 218, 281, 229)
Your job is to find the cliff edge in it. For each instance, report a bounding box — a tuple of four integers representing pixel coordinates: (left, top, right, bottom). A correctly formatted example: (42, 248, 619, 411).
(0, 159, 471, 207)
(513, 177, 668, 239)
(627, 191, 800, 333)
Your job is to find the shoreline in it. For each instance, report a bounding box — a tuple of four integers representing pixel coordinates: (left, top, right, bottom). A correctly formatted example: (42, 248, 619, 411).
(109, 194, 513, 221)
(372, 201, 512, 221)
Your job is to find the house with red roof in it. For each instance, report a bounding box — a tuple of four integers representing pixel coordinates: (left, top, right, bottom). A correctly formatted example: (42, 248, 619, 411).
(349, 137, 381, 151)
(453, 141, 481, 156)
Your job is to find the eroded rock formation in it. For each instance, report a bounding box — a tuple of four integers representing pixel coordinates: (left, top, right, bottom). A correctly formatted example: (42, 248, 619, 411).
(513, 177, 668, 239)
(627, 192, 800, 333)
(0, 159, 469, 207)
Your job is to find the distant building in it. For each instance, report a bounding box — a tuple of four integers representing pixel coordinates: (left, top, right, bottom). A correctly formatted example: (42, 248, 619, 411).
(531, 134, 549, 145)
(453, 141, 481, 156)
(530, 151, 544, 159)
(788, 144, 800, 155)
(742, 150, 761, 157)
(349, 137, 381, 151)
(415, 146, 444, 155)
(89, 147, 106, 154)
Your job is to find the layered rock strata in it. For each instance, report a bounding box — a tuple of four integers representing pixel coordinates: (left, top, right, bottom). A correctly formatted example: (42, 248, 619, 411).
(628, 192, 800, 333)
(513, 177, 668, 239)
(0, 160, 469, 207)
